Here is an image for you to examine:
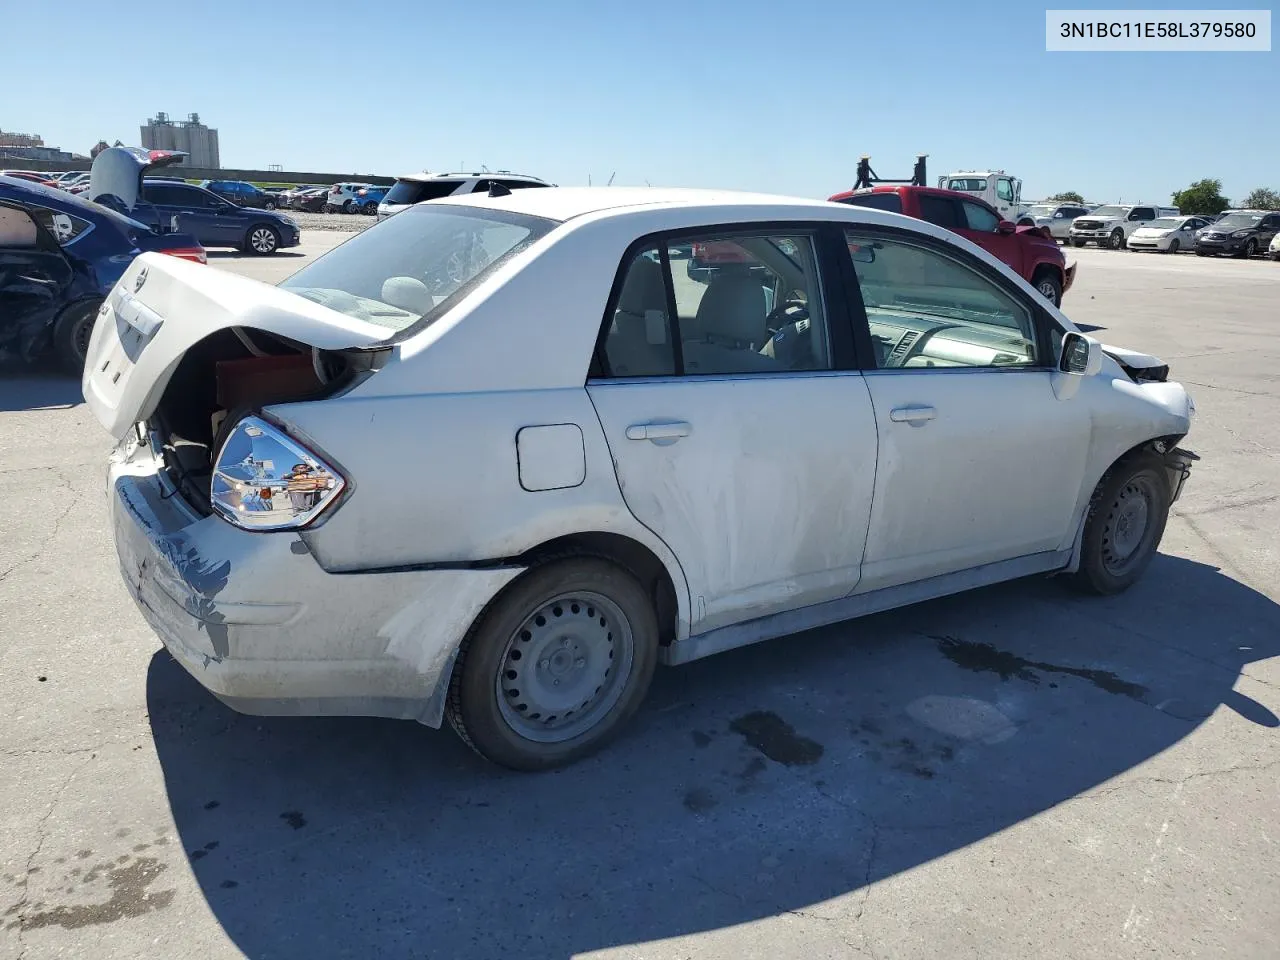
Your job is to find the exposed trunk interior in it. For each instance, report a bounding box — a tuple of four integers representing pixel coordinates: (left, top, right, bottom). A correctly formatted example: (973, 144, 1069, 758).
(149, 327, 382, 514)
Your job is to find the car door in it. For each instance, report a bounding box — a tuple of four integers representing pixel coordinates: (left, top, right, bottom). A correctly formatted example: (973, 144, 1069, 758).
(840, 226, 1091, 592)
(142, 184, 218, 246)
(1258, 214, 1280, 248)
(587, 227, 878, 634)
(1127, 206, 1155, 235)
(956, 199, 1023, 275)
(0, 201, 75, 357)
(186, 186, 246, 245)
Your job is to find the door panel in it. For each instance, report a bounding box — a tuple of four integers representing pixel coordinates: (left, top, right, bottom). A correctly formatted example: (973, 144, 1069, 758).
(589, 375, 878, 633)
(858, 370, 1089, 591)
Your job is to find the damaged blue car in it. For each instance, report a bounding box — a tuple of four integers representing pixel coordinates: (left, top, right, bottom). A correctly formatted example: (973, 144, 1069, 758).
(1, 171, 205, 372)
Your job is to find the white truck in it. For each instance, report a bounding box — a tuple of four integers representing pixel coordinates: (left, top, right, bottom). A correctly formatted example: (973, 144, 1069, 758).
(1068, 204, 1181, 250)
(937, 170, 1032, 223)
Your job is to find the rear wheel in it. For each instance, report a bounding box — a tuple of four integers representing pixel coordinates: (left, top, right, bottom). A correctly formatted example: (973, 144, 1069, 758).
(341, 199, 354, 213)
(1072, 452, 1171, 595)
(446, 556, 659, 770)
(264, 199, 276, 210)
(245, 224, 280, 255)
(52, 299, 102, 374)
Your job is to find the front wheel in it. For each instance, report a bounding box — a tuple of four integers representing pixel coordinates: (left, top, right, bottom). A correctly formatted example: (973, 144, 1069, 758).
(446, 557, 659, 770)
(1109, 229, 1126, 250)
(264, 200, 276, 210)
(1070, 238, 1086, 247)
(1241, 239, 1257, 259)
(51, 299, 102, 374)
(1167, 238, 1180, 254)
(1033, 270, 1062, 307)
(1072, 452, 1171, 595)
(341, 199, 354, 213)
(245, 224, 280, 255)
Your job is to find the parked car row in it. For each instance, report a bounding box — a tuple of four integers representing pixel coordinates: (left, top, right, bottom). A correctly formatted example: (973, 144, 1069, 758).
(274, 173, 554, 215)
(1057, 203, 1279, 258)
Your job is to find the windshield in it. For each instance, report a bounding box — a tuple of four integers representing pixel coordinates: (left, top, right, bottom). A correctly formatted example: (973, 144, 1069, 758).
(1026, 205, 1056, 218)
(1086, 206, 1127, 219)
(280, 204, 557, 335)
(1147, 218, 1182, 229)
(1215, 213, 1262, 229)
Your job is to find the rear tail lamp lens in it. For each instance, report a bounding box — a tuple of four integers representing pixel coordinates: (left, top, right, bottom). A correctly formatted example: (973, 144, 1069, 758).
(162, 246, 208, 265)
(211, 416, 346, 531)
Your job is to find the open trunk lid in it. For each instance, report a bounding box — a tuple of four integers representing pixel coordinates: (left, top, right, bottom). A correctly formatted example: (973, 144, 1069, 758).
(88, 146, 188, 213)
(82, 253, 392, 439)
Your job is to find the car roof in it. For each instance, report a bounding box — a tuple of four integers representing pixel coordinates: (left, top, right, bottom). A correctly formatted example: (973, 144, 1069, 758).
(396, 171, 547, 184)
(434, 186, 927, 225)
(827, 184, 997, 206)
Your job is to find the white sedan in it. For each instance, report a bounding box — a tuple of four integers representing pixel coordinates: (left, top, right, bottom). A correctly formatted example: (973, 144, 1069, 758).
(1127, 215, 1213, 253)
(85, 188, 1198, 770)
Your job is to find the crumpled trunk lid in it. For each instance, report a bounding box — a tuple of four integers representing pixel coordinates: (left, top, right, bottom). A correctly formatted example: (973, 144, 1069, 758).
(82, 253, 391, 439)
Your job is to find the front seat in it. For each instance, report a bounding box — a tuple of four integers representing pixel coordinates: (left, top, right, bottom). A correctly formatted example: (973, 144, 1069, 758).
(604, 256, 673, 377)
(683, 273, 777, 374)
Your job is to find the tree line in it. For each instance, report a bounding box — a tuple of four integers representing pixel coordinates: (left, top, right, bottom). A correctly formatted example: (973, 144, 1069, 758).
(1044, 184, 1280, 215)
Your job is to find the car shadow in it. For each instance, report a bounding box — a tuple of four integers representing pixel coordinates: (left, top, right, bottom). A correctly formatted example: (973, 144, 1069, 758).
(0, 372, 82, 411)
(147, 555, 1279, 958)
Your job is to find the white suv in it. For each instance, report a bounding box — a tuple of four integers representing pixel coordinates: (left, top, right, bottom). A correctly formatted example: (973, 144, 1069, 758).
(377, 171, 550, 219)
(324, 182, 374, 214)
(1069, 204, 1180, 250)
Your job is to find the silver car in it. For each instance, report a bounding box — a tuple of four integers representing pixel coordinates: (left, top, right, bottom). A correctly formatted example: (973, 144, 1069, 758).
(85, 188, 1198, 770)
(1025, 203, 1093, 241)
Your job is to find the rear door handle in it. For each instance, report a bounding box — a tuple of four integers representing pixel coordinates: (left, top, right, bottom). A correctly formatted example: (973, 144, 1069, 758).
(889, 405, 936, 424)
(626, 421, 692, 441)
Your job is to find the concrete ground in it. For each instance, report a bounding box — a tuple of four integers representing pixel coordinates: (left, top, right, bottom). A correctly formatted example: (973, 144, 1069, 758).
(2, 242, 1277, 960)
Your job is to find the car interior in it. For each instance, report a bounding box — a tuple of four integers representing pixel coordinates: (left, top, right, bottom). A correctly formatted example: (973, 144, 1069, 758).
(602, 235, 828, 378)
(601, 231, 1042, 377)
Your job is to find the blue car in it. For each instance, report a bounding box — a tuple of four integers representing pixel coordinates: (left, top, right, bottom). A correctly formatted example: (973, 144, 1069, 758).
(90, 147, 301, 255)
(352, 184, 390, 215)
(0, 174, 205, 372)
(200, 179, 276, 209)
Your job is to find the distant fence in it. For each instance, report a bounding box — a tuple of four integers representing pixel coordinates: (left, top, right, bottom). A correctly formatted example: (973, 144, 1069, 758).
(3, 155, 397, 187)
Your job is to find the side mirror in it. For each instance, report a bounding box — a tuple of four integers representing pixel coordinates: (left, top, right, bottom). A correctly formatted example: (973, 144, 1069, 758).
(997, 220, 1016, 235)
(1059, 332, 1102, 376)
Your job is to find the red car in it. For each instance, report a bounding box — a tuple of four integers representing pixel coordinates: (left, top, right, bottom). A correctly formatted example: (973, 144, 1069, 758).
(0, 170, 59, 189)
(829, 185, 1076, 306)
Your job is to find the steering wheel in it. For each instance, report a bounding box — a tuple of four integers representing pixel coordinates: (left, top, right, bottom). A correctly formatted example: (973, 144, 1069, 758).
(766, 299, 808, 336)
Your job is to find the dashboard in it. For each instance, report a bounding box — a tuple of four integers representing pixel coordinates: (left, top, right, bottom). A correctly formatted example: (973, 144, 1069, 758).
(866, 307, 1037, 369)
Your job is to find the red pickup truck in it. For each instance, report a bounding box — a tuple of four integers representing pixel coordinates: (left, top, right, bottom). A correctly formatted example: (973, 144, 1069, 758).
(828, 185, 1076, 306)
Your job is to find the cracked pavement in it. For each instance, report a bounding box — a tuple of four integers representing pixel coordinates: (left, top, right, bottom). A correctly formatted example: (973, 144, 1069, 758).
(1, 245, 1278, 960)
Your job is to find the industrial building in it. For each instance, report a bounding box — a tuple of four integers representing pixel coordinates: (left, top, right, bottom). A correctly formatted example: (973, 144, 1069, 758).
(139, 112, 221, 168)
(0, 130, 84, 163)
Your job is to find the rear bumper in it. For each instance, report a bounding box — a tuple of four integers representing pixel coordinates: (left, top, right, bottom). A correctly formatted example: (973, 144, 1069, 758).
(109, 434, 521, 724)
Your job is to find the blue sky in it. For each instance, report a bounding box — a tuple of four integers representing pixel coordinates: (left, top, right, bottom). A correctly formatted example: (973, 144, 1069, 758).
(6, 0, 1275, 203)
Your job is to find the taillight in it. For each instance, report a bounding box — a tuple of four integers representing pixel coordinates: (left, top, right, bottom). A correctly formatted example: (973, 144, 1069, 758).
(211, 416, 347, 531)
(162, 246, 208, 265)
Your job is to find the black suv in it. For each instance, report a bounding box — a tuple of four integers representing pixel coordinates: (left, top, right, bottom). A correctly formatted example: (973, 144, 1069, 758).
(1195, 209, 1280, 258)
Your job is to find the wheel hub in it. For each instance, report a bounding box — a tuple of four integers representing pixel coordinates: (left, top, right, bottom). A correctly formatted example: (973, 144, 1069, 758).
(496, 592, 633, 743)
(1103, 480, 1153, 570)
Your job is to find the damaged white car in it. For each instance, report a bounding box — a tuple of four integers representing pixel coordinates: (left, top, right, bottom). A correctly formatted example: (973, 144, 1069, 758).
(86, 187, 1198, 770)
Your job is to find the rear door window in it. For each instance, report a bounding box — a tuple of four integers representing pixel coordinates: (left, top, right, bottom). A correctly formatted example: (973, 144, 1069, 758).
(917, 195, 963, 230)
(836, 193, 903, 214)
(384, 180, 464, 205)
(0, 205, 40, 247)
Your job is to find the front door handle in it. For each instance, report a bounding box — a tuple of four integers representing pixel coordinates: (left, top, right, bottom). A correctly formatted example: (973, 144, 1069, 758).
(889, 405, 937, 424)
(626, 421, 691, 441)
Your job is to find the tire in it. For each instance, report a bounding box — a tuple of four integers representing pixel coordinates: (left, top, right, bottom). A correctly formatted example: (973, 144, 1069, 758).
(1271, 252, 1280, 262)
(1166, 239, 1179, 254)
(323, 203, 335, 214)
(341, 199, 354, 214)
(1071, 238, 1086, 247)
(1196, 250, 1211, 257)
(1072, 452, 1171, 595)
(446, 556, 659, 770)
(264, 200, 276, 210)
(1109, 228, 1125, 250)
(1033, 269, 1062, 307)
(1240, 239, 1257, 259)
(245, 224, 280, 256)
(51, 299, 102, 375)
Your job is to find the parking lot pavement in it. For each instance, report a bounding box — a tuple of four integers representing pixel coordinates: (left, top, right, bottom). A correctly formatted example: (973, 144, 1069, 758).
(205, 230, 352, 284)
(1, 247, 1278, 960)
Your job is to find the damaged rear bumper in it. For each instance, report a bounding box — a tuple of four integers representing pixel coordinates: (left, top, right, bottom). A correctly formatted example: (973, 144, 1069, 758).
(109, 434, 521, 725)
